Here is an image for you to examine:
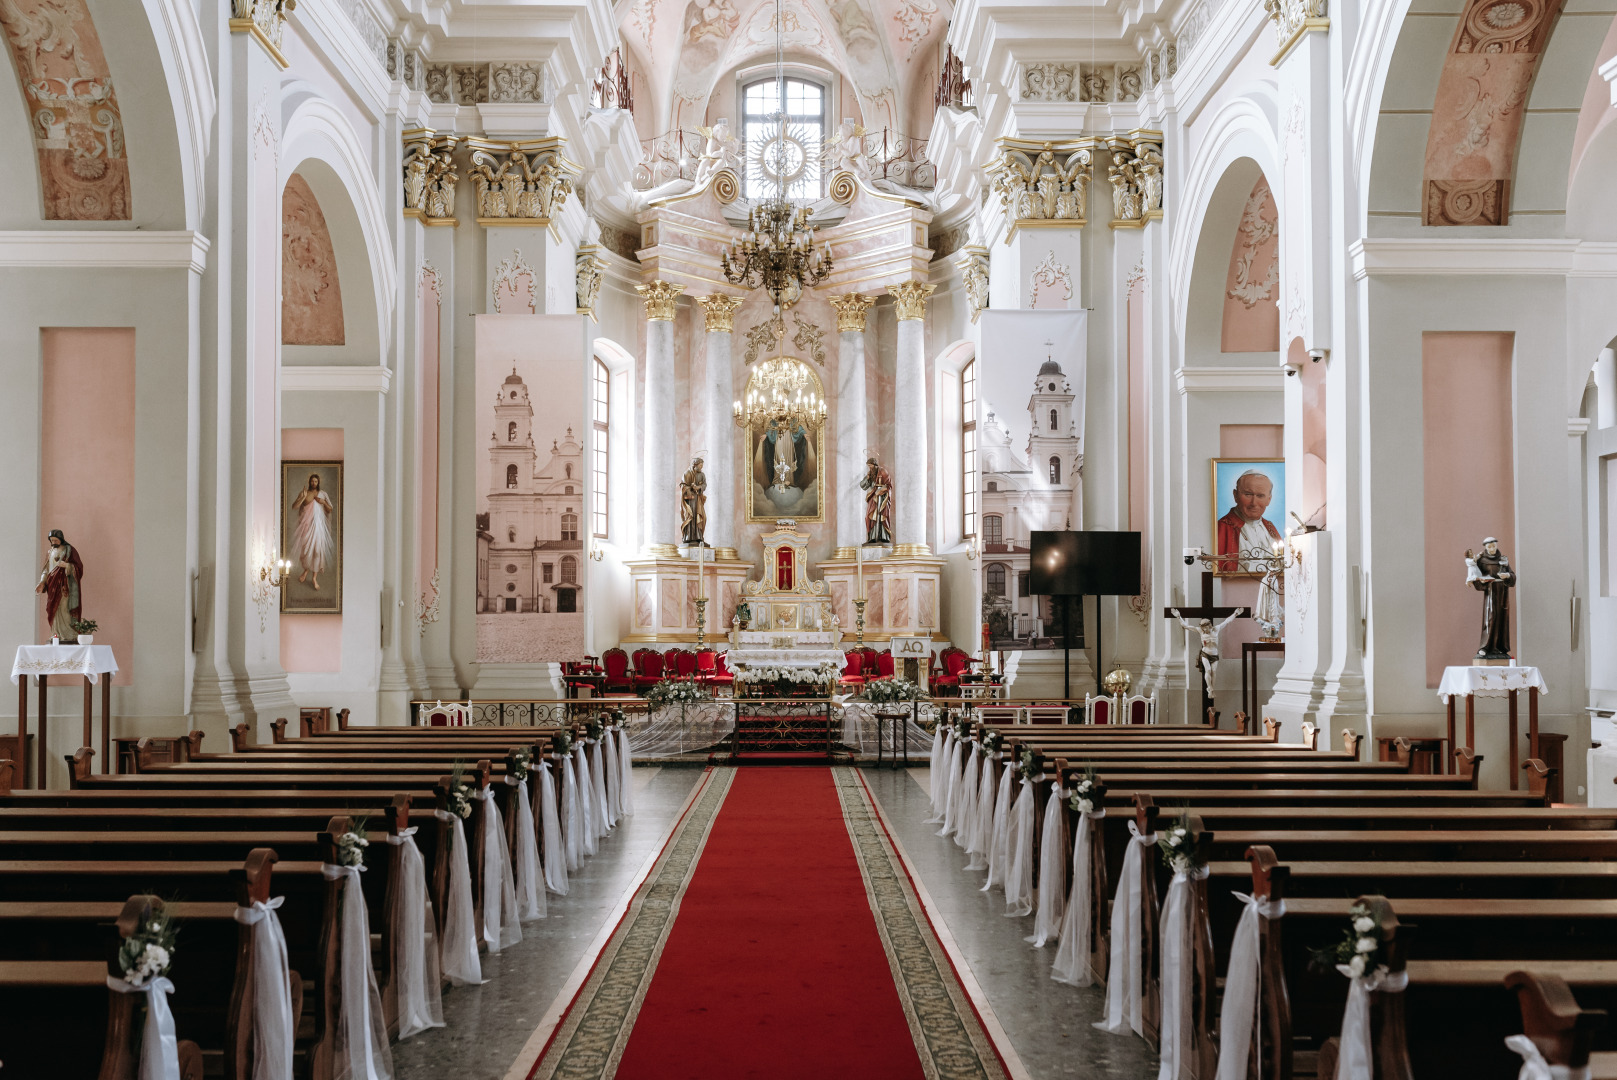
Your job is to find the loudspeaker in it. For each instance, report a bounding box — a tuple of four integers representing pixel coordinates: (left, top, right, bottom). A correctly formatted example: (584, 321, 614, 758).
(1029, 531, 1083, 596)
(1074, 531, 1142, 596)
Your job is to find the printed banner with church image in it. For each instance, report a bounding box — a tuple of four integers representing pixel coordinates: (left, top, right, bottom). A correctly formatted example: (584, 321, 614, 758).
(474, 314, 590, 663)
(975, 310, 1087, 651)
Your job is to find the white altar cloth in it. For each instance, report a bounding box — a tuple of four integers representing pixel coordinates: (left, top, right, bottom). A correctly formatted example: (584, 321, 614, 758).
(11, 644, 118, 684)
(1436, 665, 1548, 704)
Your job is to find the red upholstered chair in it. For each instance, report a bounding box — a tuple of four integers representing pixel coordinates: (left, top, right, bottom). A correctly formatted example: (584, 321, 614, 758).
(1087, 695, 1112, 725)
(635, 650, 665, 693)
(697, 649, 717, 679)
(711, 652, 734, 689)
(841, 651, 866, 688)
(876, 651, 895, 678)
(929, 647, 963, 696)
(601, 648, 634, 694)
(673, 649, 699, 679)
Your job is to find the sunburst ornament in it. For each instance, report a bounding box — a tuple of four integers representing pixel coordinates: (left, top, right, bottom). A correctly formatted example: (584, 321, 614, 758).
(748, 121, 819, 195)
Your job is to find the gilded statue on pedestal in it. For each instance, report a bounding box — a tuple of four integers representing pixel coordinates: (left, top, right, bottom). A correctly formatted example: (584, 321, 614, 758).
(679, 457, 708, 546)
(861, 457, 893, 545)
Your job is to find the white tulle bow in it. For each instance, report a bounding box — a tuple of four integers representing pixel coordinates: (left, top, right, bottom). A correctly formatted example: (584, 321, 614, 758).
(1214, 892, 1285, 1080)
(1333, 965, 1408, 1080)
(983, 762, 1015, 892)
(538, 760, 569, 894)
(1096, 823, 1158, 1037)
(1051, 807, 1105, 986)
(431, 808, 482, 986)
(1504, 1034, 1584, 1080)
(384, 827, 444, 1039)
(616, 728, 636, 818)
(504, 776, 545, 920)
(477, 787, 522, 952)
(319, 863, 394, 1080)
(1004, 777, 1037, 917)
(1158, 865, 1212, 1080)
(107, 974, 180, 1080)
(1029, 785, 1068, 946)
(232, 896, 294, 1079)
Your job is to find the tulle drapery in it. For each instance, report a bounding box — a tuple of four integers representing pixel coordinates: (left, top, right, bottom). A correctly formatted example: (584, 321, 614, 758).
(106, 975, 180, 1080)
(232, 896, 296, 1076)
(319, 863, 395, 1080)
(1096, 823, 1157, 1036)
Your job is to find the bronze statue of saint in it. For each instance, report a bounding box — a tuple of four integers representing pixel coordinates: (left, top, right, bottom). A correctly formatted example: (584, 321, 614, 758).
(860, 457, 893, 545)
(1469, 537, 1515, 659)
(679, 457, 708, 546)
(36, 529, 84, 642)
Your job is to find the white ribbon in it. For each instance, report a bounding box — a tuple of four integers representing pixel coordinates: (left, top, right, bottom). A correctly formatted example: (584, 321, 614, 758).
(431, 808, 482, 986)
(956, 748, 981, 853)
(504, 776, 546, 921)
(477, 788, 522, 952)
(573, 746, 598, 856)
(1029, 784, 1069, 946)
(383, 829, 444, 1039)
(616, 728, 636, 818)
(1096, 823, 1157, 1037)
(537, 761, 569, 895)
(1158, 865, 1211, 1080)
(983, 762, 1015, 892)
(560, 754, 583, 870)
(1004, 777, 1037, 917)
(939, 735, 963, 836)
(590, 739, 612, 838)
(602, 732, 622, 826)
(926, 726, 947, 821)
(1504, 1034, 1585, 1080)
(1333, 966, 1408, 1080)
(965, 749, 996, 871)
(319, 863, 394, 1080)
(232, 896, 295, 1078)
(1052, 807, 1106, 986)
(1214, 892, 1284, 1080)
(107, 974, 180, 1080)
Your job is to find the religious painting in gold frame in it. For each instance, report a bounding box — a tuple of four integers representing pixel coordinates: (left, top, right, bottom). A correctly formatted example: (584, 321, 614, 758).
(1210, 458, 1286, 576)
(742, 356, 825, 522)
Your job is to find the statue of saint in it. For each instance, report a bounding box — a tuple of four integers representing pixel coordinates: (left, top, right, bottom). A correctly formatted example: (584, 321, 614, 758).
(679, 457, 708, 546)
(1254, 560, 1284, 642)
(860, 457, 894, 545)
(1170, 607, 1246, 696)
(36, 529, 84, 643)
(1469, 537, 1515, 659)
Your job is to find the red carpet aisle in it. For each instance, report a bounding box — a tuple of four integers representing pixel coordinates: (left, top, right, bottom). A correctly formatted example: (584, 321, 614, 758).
(523, 767, 1010, 1080)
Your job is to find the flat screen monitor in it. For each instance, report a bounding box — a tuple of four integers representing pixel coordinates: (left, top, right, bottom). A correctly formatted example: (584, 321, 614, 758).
(1028, 530, 1142, 596)
(1028, 531, 1082, 596)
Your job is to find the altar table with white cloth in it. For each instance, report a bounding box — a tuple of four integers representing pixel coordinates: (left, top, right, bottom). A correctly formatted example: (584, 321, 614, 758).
(1436, 665, 1546, 791)
(724, 630, 846, 685)
(10, 644, 119, 788)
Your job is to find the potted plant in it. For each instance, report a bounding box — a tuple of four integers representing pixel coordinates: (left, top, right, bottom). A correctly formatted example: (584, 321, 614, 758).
(70, 617, 97, 646)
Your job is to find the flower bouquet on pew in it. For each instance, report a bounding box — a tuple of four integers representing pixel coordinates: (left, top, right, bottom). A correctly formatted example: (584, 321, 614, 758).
(335, 816, 370, 868)
(1015, 746, 1038, 782)
(118, 906, 178, 987)
(978, 728, 1003, 759)
(445, 762, 476, 821)
(1156, 808, 1209, 876)
(506, 747, 533, 783)
(1066, 764, 1100, 815)
(1309, 901, 1388, 980)
(551, 729, 574, 758)
(645, 678, 713, 709)
(584, 717, 605, 743)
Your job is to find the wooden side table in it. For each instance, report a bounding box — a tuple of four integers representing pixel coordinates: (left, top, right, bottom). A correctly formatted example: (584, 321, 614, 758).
(1443, 686, 1540, 789)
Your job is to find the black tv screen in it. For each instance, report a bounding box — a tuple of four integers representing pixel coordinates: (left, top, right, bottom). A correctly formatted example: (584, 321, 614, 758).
(1028, 531, 1082, 596)
(1028, 530, 1142, 596)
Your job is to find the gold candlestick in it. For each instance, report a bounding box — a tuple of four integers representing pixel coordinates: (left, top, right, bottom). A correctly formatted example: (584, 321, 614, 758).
(696, 597, 708, 651)
(854, 597, 867, 649)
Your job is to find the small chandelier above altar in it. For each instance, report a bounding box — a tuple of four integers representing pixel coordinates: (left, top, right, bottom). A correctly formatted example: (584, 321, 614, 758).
(720, 197, 833, 311)
(733, 356, 826, 432)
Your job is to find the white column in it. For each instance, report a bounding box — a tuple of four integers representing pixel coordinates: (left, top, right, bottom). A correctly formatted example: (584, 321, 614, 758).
(697, 294, 743, 556)
(831, 294, 876, 553)
(638, 282, 683, 554)
(890, 282, 935, 553)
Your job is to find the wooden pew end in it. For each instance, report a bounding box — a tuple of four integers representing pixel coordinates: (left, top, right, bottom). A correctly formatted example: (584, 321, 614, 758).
(230, 722, 251, 753)
(183, 730, 204, 761)
(387, 793, 413, 836)
(338, 707, 351, 731)
(0, 757, 13, 795)
(1506, 971, 1607, 1071)
(1341, 728, 1362, 760)
(1263, 716, 1279, 742)
(1300, 720, 1319, 751)
(1524, 758, 1555, 802)
(1234, 711, 1250, 736)
(66, 746, 94, 787)
(270, 717, 288, 743)
(1454, 747, 1483, 787)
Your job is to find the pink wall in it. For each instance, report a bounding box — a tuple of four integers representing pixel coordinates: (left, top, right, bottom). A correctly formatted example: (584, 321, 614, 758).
(281, 174, 345, 346)
(280, 428, 343, 673)
(418, 277, 441, 601)
(1423, 332, 1516, 685)
(1220, 424, 1283, 458)
(1220, 178, 1280, 353)
(41, 328, 135, 685)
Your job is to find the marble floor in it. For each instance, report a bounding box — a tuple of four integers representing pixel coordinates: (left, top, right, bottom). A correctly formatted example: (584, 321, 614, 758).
(391, 765, 1159, 1080)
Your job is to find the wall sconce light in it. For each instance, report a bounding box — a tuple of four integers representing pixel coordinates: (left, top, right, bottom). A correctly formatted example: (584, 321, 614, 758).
(251, 542, 292, 632)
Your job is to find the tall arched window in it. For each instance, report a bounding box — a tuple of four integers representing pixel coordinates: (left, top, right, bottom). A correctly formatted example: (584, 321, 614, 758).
(565, 462, 572, 478)
(986, 563, 1006, 596)
(506, 463, 518, 488)
(961, 359, 977, 538)
(984, 514, 1003, 545)
(561, 511, 579, 541)
(1049, 408, 1058, 431)
(742, 75, 825, 200)
(508, 421, 517, 442)
(592, 358, 610, 538)
(1049, 457, 1061, 485)
(560, 555, 577, 583)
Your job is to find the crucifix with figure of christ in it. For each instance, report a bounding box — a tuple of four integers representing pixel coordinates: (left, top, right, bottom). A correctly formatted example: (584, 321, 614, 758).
(1163, 568, 1248, 726)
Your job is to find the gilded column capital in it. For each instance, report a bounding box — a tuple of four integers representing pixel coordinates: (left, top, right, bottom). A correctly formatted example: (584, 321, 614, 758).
(230, 0, 291, 67)
(696, 293, 744, 332)
(466, 137, 580, 227)
(829, 293, 877, 332)
(636, 281, 685, 321)
(955, 247, 990, 323)
(402, 129, 462, 226)
(889, 281, 937, 322)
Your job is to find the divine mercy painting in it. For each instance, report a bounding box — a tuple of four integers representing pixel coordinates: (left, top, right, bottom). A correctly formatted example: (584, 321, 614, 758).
(281, 461, 342, 613)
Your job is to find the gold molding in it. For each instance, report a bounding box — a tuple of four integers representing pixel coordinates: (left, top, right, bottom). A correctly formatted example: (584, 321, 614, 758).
(229, 18, 289, 69)
(1271, 18, 1330, 66)
(891, 543, 933, 556)
(714, 547, 740, 561)
(1109, 218, 1147, 230)
(476, 217, 551, 227)
(646, 543, 682, 557)
(889, 281, 936, 321)
(696, 293, 744, 332)
(636, 281, 685, 321)
(829, 292, 877, 332)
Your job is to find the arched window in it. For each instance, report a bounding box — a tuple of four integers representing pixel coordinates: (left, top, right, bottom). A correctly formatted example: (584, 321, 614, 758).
(742, 75, 825, 200)
(561, 512, 578, 541)
(986, 480, 998, 492)
(961, 358, 977, 539)
(1049, 408, 1058, 431)
(592, 358, 609, 538)
(1049, 457, 1061, 485)
(984, 515, 1003, 545)
(986, 563, 1007, 596)
(560, 555, 577, 583)
(508, 421, 516, 442)
(506, 464, 518, 488)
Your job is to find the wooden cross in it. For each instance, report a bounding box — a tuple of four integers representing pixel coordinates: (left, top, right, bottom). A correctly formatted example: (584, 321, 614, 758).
(1163, 569, 1247, 727)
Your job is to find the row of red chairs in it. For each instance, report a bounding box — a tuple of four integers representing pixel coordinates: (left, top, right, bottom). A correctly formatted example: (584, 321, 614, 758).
(567, 643, 982, 697)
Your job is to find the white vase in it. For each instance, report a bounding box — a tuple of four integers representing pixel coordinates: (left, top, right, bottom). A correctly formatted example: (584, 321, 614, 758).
(78, 635, 93, 645)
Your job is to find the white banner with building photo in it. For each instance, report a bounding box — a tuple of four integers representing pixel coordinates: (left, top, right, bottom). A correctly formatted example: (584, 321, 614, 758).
(475, 315, 591, 663)
(975, 310, 1087, 651)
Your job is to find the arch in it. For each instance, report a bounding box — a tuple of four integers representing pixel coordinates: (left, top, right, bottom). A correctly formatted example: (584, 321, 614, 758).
(509, 422, 517, 442)
(506, 464, 518, 488)
(1048, 456, 1061, 485)
(1183, 157, 1274, 364)
(280, 89, 397, 358)
(985, 562, 1007, 596)
(983, 513, 1003, 545)
(1049, 408, 1058, 431)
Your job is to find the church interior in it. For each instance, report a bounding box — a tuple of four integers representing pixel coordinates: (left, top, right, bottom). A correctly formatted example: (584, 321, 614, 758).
(5, 0, 1617, 1076)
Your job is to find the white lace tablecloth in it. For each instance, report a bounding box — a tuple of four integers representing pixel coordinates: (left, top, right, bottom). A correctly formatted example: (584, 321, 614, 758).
(1436, 665, 1548, 703)
(726, 646, 847, 671)
(11, 644, 118, 684)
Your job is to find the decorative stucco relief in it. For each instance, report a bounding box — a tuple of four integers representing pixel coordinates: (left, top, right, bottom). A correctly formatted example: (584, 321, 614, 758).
(424, 61, 546, 105)
(1222, 177, 1280, 352)
(468, 139, 578, 225)
(282, 174, 345, 346)
(0, 0, 129, 220)
(892, 0, 936, 59)
(1030, 251, 1073, 309)
(1022, 62, 1076, 101)
(492, 250, 537, 314)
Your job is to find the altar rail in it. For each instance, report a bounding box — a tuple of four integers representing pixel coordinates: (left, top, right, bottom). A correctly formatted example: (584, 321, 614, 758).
(407, 696, 1135, 728)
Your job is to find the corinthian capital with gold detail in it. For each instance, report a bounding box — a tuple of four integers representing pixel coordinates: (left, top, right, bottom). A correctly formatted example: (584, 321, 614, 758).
(829, 293, 877, 333)
(889, 281, 936, 322)
(636, 280, 684, 321)
(696, 293, 744, 332)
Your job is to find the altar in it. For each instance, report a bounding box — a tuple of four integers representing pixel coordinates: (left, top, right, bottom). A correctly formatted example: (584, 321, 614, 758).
(726, 525, 845, 688)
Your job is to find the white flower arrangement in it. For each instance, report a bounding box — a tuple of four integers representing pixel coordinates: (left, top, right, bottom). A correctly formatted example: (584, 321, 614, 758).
(645, 678, 714, 707)
(1312, 902, 1386, 979)
(978, 729, 1003, 758)
(551, 728, 574, 757)
(862, 676, 922, 703)
(335, 824, 369, 869)
(507, 747, 533, 783)
(1066, 768, 1100, 815)
(444, 764, 475, 821)
(117, 910, 178, 988)
(735, 662, 841, 687)
(1156, 809, 1205, 876)
(1015, 746, 1038, 781)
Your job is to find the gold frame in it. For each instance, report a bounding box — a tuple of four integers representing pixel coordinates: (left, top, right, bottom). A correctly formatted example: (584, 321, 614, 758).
(741, 356, 826, 523)
(281, 460, 344, 613)
(1210, 457, 1286, 578)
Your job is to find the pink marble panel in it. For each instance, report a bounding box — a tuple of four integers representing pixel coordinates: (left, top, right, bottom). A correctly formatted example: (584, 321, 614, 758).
(721, 580, 738, 628)
(1220, 177, 1279, 353)
(867, 579, 884, 628)
(686, 579, 699, 626)
(282, 175, 345, 345)
(635, 580, 654, 628)
(662, 579, 682, 627)
(0, 0, 129, 219)
(917, 579, 935, 629)
(889, 578, 909, 629)
(830, 579, 852, 632)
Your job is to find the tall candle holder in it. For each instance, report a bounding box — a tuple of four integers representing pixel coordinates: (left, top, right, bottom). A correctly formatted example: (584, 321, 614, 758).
(854, 597, 867, 649)
(695, 597, 708, 651)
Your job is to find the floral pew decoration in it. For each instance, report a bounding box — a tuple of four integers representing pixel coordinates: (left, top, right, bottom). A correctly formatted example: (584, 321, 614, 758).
(1051, 764, 1107, 987)
(965, 727, 1002, 873)
(1213, 845, 1288, 1080)
(503, 747, 546, 923)
(1005, 744, 1040, 918)
(1312, 896, 1406, 1080)
(318, 815, 394, 1080)
(435, 763, 484, 987)
(1152, 809, 1216, 1080)
(381, 795, 445, 1041)
(229, 848, 298, 1077)
(108, 895, 191, 1080)
(584, 717, 613, 836)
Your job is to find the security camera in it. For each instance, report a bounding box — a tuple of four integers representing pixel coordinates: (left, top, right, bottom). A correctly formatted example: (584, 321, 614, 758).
(1182, 546, 1201, 566)
(1285, 367, 1297, 377)
(1308, 348, 1328, 364)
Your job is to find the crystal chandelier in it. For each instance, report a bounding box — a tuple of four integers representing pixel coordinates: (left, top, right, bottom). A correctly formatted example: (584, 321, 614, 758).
(732, 356, 827, 433)
(719, 0, 832, 310)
